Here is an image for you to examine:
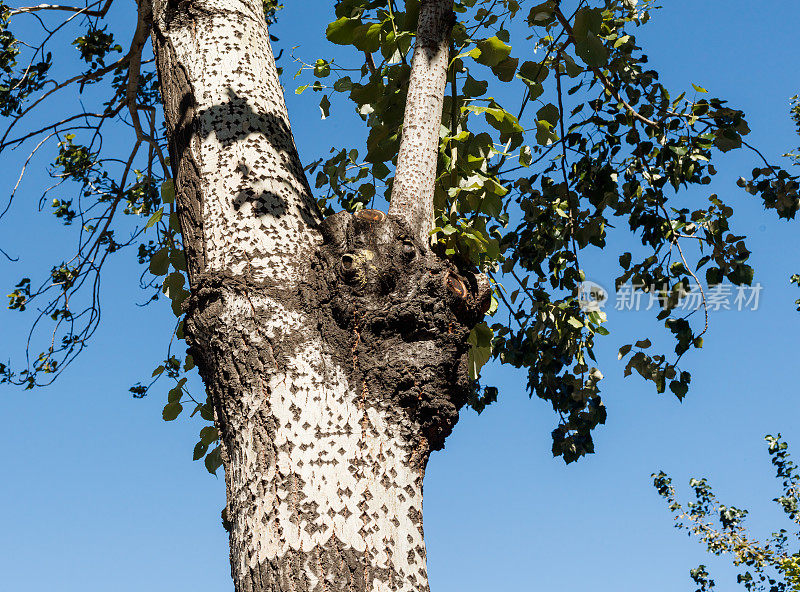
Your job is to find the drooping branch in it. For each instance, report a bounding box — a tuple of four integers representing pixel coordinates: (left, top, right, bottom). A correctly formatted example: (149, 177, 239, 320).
(0, 0, 174, 386)
(552, 5, 659, 130)
(389, 0, 454, 244)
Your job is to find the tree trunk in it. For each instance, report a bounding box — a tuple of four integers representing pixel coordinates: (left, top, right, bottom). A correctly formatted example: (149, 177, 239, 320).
(389, 0, 453, 244)
(149, 1, 486, 591)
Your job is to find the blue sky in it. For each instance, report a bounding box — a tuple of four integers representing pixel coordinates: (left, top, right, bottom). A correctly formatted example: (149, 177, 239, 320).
(1, 1, 799, 590)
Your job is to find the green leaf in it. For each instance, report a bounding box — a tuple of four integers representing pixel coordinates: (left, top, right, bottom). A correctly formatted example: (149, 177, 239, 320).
(576, 33, 608, 68)
(467, 322, 493, 380)
(193, 441, 209, 461)
(313, 59, 331, 78)
(567, 317, 584, 329)
(536, 103, 559, 127)
(518, 61, 549, 84)
(326, 17, 362, 45)
(205, 445, 223, 475)
(160, 179, 175, 204)
(536, 120, 556, 146)
(692, 83, 709, 94)
(319, 94, 331, 119)
(527, 1, 556, 26)
(149, 248, 169, 276)
(463, 75, 488, 97)
(163, 401, 183, 421)
(333, 76, 352, 92)
(353, 23, 381, 53)
(146, 208, 163, 229)
(475, 36, 512, 68)
(491, 56, 518, 82)
(519, 145, 532, 167)
(200, 425, 219, 445)
(669, 380, 689, 399)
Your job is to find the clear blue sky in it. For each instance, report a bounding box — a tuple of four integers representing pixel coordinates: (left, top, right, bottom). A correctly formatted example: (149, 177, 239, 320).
(1, 1, 799, 590)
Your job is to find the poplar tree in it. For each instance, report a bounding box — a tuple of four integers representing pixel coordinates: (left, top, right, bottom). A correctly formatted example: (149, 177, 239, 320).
(1, 1, 796, 591)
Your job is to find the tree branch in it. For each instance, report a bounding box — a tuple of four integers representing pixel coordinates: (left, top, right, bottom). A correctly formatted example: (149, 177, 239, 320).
(553, 6, 659, 130)
(389, 0, 454, 244)
(9, 0, 115, 18)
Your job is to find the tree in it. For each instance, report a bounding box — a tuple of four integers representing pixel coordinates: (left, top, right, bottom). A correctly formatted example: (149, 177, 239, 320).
(1, 1, 797, 591)
(653, 435, 800, 592)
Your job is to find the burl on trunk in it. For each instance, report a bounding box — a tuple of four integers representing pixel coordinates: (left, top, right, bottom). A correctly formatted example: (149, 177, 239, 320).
(150, 0, 486, 591)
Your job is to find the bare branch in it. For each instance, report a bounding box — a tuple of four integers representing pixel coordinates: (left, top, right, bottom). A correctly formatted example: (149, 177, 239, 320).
(9, 0, 115, 18)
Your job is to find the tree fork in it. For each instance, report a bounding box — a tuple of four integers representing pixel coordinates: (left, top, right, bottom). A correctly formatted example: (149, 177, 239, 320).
(149, 0, 487, 591)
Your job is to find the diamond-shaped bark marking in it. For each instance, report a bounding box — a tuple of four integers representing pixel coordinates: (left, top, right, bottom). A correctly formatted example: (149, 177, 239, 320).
(341, 506, 353, 519)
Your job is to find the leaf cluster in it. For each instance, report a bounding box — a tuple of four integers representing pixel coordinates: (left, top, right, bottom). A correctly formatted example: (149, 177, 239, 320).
(297, 0, 799, 461)
(653, 435, 800, 592)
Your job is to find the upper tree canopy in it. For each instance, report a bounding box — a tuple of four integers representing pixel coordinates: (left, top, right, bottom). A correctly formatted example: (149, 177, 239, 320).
(0, 0, 797, 466)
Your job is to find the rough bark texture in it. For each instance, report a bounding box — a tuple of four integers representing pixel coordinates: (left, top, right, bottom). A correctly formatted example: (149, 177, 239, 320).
(151, 0, 320, 285)
(149, 2, 482, 591)
(389, 0, 454, 244)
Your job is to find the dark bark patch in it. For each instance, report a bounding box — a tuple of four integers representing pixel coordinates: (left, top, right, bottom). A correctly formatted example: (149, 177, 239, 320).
(310, 211, 490, 452)
(237, 542, 402, 592)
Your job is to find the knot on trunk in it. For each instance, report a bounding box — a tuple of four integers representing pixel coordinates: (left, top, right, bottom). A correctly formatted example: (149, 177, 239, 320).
(311, 209, 490, 450)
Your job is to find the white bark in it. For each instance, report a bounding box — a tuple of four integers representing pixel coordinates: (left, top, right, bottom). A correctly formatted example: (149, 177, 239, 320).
(151, 0, 320, 286)
(389, 0, 453, 243)
(215, 292, 430, 592)
(150, 2, 435, 591)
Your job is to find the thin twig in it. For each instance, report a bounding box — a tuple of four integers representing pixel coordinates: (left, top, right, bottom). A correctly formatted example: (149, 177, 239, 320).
(553, 6, 659, 130)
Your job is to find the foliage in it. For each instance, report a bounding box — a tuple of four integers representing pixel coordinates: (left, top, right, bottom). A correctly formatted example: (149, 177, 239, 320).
(299, 0, 799, 461)
(653, 435, 800, 592)
(0, 0, 797, 467)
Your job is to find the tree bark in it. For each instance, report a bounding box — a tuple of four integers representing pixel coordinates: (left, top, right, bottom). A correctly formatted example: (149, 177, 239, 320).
(389, 0, 454, 244)
(149, 2, 485, 591)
